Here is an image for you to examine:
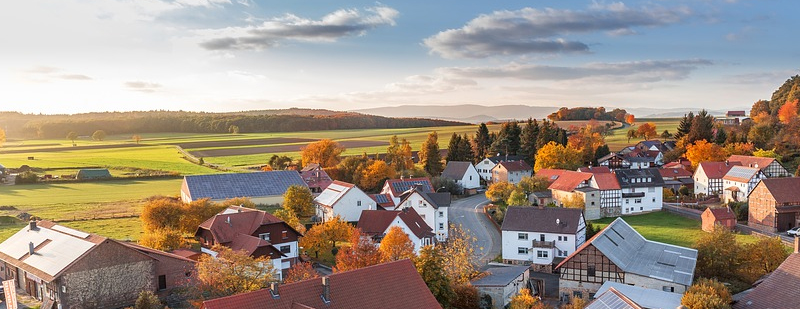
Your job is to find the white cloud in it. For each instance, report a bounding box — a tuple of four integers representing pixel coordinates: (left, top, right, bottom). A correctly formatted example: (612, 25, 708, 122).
(199, 6, 399, 50)
(18, 66, 93, 83)
(124, 81, 163, 93)
(423, 3, 692, 59)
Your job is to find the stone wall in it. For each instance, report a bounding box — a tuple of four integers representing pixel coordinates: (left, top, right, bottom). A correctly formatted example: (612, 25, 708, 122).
(61, 260, 155, 309)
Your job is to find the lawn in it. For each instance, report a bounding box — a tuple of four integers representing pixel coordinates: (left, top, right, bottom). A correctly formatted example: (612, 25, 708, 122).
(0, 217, 144, 243)
(591, 211, 759, 248)
(605, 118, 681, 152)
(0, 178, 183, 220)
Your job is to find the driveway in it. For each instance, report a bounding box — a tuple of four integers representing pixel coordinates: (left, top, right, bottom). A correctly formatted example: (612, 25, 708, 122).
(448, 194, 500, 265)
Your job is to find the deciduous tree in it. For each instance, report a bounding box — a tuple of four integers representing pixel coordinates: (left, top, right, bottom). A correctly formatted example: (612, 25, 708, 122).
(379, 226, 416, 262)
(685, 140, 727, 170)
(695, 227, 740, 279)
(386, 136, 413, 172)
(132, 134, 142, 144)
(561, 193, 585, 210)
(92, 129, 106, 141)
(636, 122, 658, 140)
(134, 290, 163, 309)
(441, 224, 478, 285)
(626, 128, 637, 143)
(517, 176, 550, 194)
(180, 198, 226, 234)
(228, 125, 240, 134)
(358, 160, 396, 192)
(0, 128, 5, 147)
(724, 142, 755, 156)
(196, 245, 276, 299)
(420, 131, 444, 176)
(140, 196, 184, 232)
(301, 139, 345, 168)
(625, 114, 635, 124)
(681, 278, 732, 309)
(778, 99, 799, 124)
(414, 245, 455, 307)
(486, 181, 515, 203)
(334, 229, 382, 272)
(299, 216, 353, 258)
(753, 148, 781, 160)
(509, 289, 537, 309)
(267, 155, 294, 170)
(534, 142, 582, 172)
(139, 228, 186, 251)
(284, 262, 319, 284)
(274, 208, 307, 234)
(66, 131, 78, 144)
(283, 185, 315, 217)
(452, 284, 480, 309)
(507, 189, 531, 206)
(737, 237, 788, 284)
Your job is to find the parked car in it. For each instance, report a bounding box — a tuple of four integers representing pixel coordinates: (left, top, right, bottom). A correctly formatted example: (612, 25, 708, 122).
(787, 227, 800, 236)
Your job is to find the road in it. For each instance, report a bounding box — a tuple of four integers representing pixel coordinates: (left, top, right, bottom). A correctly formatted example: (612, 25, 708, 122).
(448, 194, 501, 265)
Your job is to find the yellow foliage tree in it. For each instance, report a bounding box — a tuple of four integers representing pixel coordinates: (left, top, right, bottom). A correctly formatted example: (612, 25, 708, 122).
(140, 197, 184, 232)
(561, 193, 585, 210)
(334, 229, 382, 272)
(441, 224, 478, 285)
(301, 139, 345, 168)
(737, 237, 789, 284)
(507, 188, 531, 206)
(299, 216, 354, 258)
(681, 278, 732, 309)
(0, 128, 6, 147)
(219, 197, 256, 209)
(274, 208, 307, 234)
(685, 140, 728, 170)
(724, 142, 755, 156)
(534, 141, 582, 172)
(180, 198, 226, 234)
(567, 125, 605, 164)
(508, 289, 537, 309)
(196, 245, 276, 299)
(486, 181, 515, 203)
(139, 228, 186, 251)
(380, 226, 416, 262)
(283, 185, 315, 217)
(636, 122, 658, 140)
(358, 160, 396, 192)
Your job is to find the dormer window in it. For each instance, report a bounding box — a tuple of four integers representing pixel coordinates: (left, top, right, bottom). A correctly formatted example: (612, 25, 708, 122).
(259, 233, 270, 241)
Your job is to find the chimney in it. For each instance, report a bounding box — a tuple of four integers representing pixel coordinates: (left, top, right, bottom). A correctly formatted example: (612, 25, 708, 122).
(28, 242, 34, 255)
(269, 282, 280, 299)
(226, 216, 232, 226)
(29, 221, 37, 231)
(794, 236, 799, 254)
(321, 277, 331, 303)
(725, 160, 729, 166)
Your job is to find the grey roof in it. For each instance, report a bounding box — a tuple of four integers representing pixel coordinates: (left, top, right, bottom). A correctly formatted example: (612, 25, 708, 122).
(501, 207, 584, 234)
(614, 168, 665, 189)
(593, 282, 682, 309)
(471, 265, 529, 287)
(184, 171, 307, 200)
(530, 191, 552, 198)
(575, 187, 598, 192)
(398, 187, 451, 209)
(486, 155, 526, 164)
(587, 288, 641, 309)
(441, 161, 475, 179)
(586, 218, 697, 286)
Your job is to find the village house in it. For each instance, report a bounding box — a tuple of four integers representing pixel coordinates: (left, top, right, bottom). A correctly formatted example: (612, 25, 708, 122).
(694, 161, 741, 197)
(357, 208, 435, 253)
(380, 177, 434, 206)
(501, 207, 586, 272)
(395, 184, 451, 241)
(368, 193, 396, 210)
(556, 218, 697, 301)
(546, 171, 597, 219)
(722, 166, 766, 203)
(0, 221, 195, 309)
(589, 173, 622, 219)
(300, 163, 333, 194)
(491, 160, 533, 185)
(747, 177, 800, 233)
(577, 166, 611, 174)
(200, 259, 441, 309)
(702, 207, 737, 232)
(728, 154, 791, 178)
(477, 155, 526, 181)
(615, 168, 664, 215)
(471, 265, 531, 309)
(733, 238, 800, 309)
(194, 206, 301, 279)
(717, 110, 749, 126)
(180, 171, 307, 204)
(658, 167, 694, 192)
(586, 281, 683, 309)
(441, 161, 481, 191)
(597, 153, 629, 169)
(314, 181, 375, 222)
(528, 191, 553, 207)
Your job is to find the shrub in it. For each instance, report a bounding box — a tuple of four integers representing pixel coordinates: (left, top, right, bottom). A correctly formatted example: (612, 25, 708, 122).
(15, 171, 38, 184)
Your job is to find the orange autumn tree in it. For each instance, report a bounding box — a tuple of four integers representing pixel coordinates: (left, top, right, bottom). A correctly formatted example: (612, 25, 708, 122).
(533, 141, 582, 172)
(567, 125, 605, 164)
(284, 262, 320, 284)
(625, 114, 636, 124)
(685, 139, 728, 170)
(300, 139, 346, 168)
(334, 229, 382, 272)
(379, 226, 416, 262)
(358, 160, 396, 192)
(636, 122, 658, 140)
(196, 245, 276, 299)
(724, 142, 755, 156)
(778, 99, 799, 124)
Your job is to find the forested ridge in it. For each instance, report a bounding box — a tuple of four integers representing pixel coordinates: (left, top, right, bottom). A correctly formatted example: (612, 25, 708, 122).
(0, 109, 465, 138)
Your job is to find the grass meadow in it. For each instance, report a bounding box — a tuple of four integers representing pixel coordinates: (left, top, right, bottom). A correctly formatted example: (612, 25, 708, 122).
(604, 118, 681, 151)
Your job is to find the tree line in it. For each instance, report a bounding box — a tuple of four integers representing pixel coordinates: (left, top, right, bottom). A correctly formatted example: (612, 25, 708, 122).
(547, 106, 629, 122)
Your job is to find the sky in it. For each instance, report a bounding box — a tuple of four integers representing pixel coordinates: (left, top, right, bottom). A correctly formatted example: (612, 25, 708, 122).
(1, 0, 799, 114)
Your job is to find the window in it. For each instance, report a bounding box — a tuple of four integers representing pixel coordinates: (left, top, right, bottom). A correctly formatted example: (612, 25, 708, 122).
(469, 176, 472, 180)
(652, 198, 656, 202)
(280, 245, 291, 254)
(587, 265, 596, 277)
(518, 233, 528, 240)
(591, 202, 595, 205)
(540, 234, 545, 241)
(259, 233, 270, 241)
(573, 291, 583, 299)
(357, 200, 362, 206)
(158, 275, 167, 291)
(648, 187, 655, 193)
(625, 199, 629, 204)
(537, 250, 549, 258)
(518, 247, 528, 254)
(439, 211, 444, 218)
(634, 198, 642, 204)
(439, 223, 444, 230)
(663, 286, 675, 292)
(640, 207, 643, 211)
(282, 231, 288, 239)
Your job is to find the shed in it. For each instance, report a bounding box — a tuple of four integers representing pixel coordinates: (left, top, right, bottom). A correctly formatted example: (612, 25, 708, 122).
(472, 265, 531, 309)
(702, 207, 737, 232)
(76, 168, 112, 180)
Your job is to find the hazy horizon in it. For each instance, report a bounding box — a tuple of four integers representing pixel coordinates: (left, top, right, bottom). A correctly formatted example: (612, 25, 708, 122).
(1, 0, 798, 114)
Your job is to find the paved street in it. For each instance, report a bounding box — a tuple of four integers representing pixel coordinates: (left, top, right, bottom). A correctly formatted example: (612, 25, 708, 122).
(448, 194, 500, 265)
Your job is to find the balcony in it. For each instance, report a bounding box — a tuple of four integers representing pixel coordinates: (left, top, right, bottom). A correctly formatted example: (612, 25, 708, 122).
(531, 240, 555, 248)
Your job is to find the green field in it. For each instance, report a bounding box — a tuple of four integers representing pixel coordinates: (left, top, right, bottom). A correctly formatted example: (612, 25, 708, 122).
(0, 217, 143, 243)
(592, 211, 759, 248)
(605, 118, 681, 151)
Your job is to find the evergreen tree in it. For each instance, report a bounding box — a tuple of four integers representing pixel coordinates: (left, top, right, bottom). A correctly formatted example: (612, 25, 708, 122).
(446, 133, 462, 162)
(675, 112, 694, 140)
(415, 246, 455, 307)
(519, 118, 539, 166)
(714, 125, 728, 145)
(687, 110, 715, 144)
(420, 131, 444, 176)
(594, 144, 611, 164)
(557, 129, 568, 146)
(458, 133, 474, 163)
(491, 121, 521, 155)
(474, 123, 491, 160)
(536, 120, 557, 149)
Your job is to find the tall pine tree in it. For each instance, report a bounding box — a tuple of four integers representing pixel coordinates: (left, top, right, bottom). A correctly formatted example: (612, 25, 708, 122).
(490, 121, 521, 155)
(519, 118, 539, 166)
(420, 131, 444, 176)
(687, 110, 715, 144)
(474, 123, 491, 160)
(458, 133, 474, 163)
(674, 112, 694, 140)
(446, 133, 462, 162)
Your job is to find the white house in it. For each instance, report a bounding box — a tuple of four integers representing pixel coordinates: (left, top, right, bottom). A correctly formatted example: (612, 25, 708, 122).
(380, 177, 434, 206)
(357, 208, 436, 253)
(441, 161, 481, 190)
(476, 155, 526, 181)
(615, 168, 664, 215)
(728, 155, 791, 178)
(722, 166, 766, 203)
(396, 185, 450, 241)
(694, 161, 740, 196)
(501, 207, 586, 272)
(491, 161, 533, 185)
(314, 180, 375, 222)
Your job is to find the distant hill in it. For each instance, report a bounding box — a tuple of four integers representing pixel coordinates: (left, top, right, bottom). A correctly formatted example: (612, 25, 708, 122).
(354, 104, 749, 123)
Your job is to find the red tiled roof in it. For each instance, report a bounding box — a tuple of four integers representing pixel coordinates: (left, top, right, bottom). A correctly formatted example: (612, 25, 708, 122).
(706, 207, 736, 220)
(228, 233, 274, 256)
(357, 208, 434, 239)
(757, 178, 800, 204)
(169, 248, 202, 261)
(592, 173, 621, 190)
(196, 206, 287, 244)
(497, 160, 532, 172)
(728, 155, 776, 172)
(201, 259, 441, 309)
(658, 168, 693, 179)
(697, 161, 741, 179)
(548, 171, 592, 192)
(734, 253, 800, 309)
(536, 169, 568, 183)
(578, 166, 611, 174)
(300, 169, 333, 191)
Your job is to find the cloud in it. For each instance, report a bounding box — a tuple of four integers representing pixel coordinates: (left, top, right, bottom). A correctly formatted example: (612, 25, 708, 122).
(726, 70, 800, 85)
(423, 3, 692, 59)
(440, 59, 712, 83)
(125, 81, 163, 93)
(198, 6, 399, 50)
(20, 66, 93, 82)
